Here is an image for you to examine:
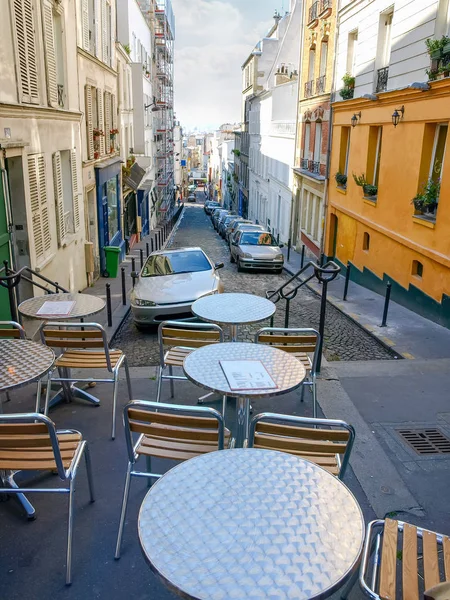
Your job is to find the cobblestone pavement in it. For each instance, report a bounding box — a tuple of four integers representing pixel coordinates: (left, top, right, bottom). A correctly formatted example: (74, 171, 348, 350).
(113, 201, 397, 366)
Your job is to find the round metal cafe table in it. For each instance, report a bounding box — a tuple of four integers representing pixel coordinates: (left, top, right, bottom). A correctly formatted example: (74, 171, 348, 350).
(18, 292, 105, 320)
(0, 339, 55, 392)
(192, 292, 276, 341)
(183, 342, 305, 447)
(139, 448, 365, 600)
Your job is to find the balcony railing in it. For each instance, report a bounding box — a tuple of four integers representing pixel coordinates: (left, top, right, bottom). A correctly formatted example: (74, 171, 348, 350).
(316, 74, 326, 94)
(309, 160, 321, 175)
(57, 84, 64, 108)
(300, 158, 309, 170)
(376, 66, 389, 93)
(308, 1, 318, 23)
(304, 80, 314, 97)
(319, 0, 332, 14)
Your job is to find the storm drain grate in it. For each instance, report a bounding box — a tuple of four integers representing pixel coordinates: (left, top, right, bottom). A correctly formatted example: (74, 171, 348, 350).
(397, 428, 450, 455)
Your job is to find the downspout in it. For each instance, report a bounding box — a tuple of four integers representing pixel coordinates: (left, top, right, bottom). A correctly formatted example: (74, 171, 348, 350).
(321, 6, 341, 260)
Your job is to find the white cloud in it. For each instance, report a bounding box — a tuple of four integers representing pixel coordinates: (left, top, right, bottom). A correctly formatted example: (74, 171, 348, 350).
(172, 0, 273, 131)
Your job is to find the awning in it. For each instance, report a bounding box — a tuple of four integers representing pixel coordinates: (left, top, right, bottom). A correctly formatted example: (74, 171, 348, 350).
(123, 162, 146, 190)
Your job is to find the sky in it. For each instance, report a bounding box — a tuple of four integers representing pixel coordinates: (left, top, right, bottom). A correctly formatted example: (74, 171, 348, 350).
(172, 0, 285, 132)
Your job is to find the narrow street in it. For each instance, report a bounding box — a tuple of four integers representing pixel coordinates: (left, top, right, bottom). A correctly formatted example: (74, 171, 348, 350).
(113, 198, 397, 365)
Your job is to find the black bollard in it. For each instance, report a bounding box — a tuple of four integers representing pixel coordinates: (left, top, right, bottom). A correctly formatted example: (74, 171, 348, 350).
(284, 298, 291, 328)
(316, 279, 329, 373)
(106, 283, 112, 327)
(151, 237, 154, 253)
(381, 281, 392, 327)
(277, 233, 280, 245)
(287, 238, 291, 262)
(146, 242, 149, 257)
(121, 267, 126, 305)
(300, 244, 305, 269)
(343, 262, 351, 301)
(140, 248, 144, 269)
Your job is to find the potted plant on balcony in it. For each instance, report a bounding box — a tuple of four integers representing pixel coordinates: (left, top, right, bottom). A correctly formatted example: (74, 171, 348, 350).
(411, 178, 440, 215)
(438, 63, 450, 79)
(110, 128, 119, 152)
(339, 73, 355, 100)
(426, 68, 438, 81)
(335, 172, 347, 189)
(426, 37, 444, 60)
(353, 173, 378, 198)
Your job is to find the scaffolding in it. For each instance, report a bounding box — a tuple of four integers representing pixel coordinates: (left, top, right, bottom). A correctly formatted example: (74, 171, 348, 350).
(153, 0, 175, 218)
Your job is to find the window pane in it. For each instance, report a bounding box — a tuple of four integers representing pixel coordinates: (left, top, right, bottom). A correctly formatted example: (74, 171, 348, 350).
(107, 177, 118, 240)
(430, 124, 448, 183)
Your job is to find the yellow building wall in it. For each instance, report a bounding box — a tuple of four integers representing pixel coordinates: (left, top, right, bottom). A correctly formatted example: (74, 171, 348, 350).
(326, 82, 450, 306)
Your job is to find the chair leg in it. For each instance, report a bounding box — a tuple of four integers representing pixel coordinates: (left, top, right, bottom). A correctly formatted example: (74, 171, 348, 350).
(124, 358, 133, 401)
(66, 479, 75, 585)
(111, 373, 119, 440)
(155, 366, 163, 403)
(222, 395, 227, 418)
(114, 463, 132, 560)
(169, 365, 174, 398)
(84, 444, 95, 503)
(312, 378, 317, 419)
(44, 373, 53, 415)
(146, 455, 152, 488)
(340, 564, 359, 599)
(300, 382, 306, 403)
(35, 379, 42, 413)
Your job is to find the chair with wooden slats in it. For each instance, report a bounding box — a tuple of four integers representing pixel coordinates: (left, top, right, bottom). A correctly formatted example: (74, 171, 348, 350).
(0, 412, 95, 585)
(254, 327, 320, 417)
(247, 412, 355, 479)
(115, 399, 231, 559)
(39, 322, 133, 439)
(156, 320, 224, 405)
(358, 518, 450, 600)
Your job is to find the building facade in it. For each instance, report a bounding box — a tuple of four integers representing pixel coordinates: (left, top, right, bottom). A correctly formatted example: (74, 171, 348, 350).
(292, 0, 335, 257)
(0, 0, 87, 295)
(325, 0, 450, 327)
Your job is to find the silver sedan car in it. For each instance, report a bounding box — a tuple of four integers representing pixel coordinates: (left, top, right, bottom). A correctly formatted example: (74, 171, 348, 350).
(230, 230, 284, 273)
(130, 247, 224, 327)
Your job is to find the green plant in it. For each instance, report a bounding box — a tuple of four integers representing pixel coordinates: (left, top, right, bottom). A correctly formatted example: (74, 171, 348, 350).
(425, 36, 450, 55)
(232, 149, 241, 156)
(426, 68, 438, 81)
(439, 63, 450, 74)
(339, 87, 354, 100)
(342, 73, 355, 88)
(363, 184, 378, 197)
(411, 178, 440, 213)
(123, 43, 131, 55)
(339, 74, 355, 100)
(353, 173, 368, 187)
(335, 172, 347, 187)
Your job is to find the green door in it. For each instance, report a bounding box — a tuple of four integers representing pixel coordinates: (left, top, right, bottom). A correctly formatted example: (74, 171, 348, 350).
(0, 174, 12, 320)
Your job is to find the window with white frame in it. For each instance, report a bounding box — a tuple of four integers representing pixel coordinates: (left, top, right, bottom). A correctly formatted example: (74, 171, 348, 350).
(28, 154, 52, 264)
(12, 0, 40, 104)
(319, 41, 328, 77)
(314, 122, 322, 163)
(346, 30, 358, 76)
(430, 123, 448, 190)
(42, 1, 65, 108)
(303, 123, 311, 160)
(52, 150, 80, 243)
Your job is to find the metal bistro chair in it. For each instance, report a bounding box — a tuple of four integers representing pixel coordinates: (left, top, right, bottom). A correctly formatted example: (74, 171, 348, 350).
(40, 322, 132, 439)
(156, 320, 224, 409)
(255, 327, 320, 417)
(0, 321, 27, 409)
(359, 518, 450, 600)
(115, 400, 232, 559)
(247, 413, 355, 479)
(0, 413, 95, 585)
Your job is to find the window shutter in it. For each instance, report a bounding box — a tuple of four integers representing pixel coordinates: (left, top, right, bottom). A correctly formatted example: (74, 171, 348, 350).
(97, 91, 105, 154)
(28, 155, 51, 264)
(71, 150, 80, 231)
(101, 0, 107, 63)
(39, 155, 52, 255)
(85, 85, 94, 159)
(111, 93, 117, 129)
(43, 3, 58, 107)
(13, 0, 39, 104)
(104, 91, 111, 151)
(82, 0, 90, 51)
(52, 151, 65, 245)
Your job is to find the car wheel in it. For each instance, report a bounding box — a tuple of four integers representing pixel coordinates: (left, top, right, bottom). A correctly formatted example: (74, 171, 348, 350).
(230, 253, 235, 263)
(237, 258, 243, 272)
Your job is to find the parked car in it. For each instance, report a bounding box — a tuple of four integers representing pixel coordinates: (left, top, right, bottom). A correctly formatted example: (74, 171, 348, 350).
(229, 222, 266, 246)
(230, 230, 284, 273)
(219, 214, 238, 238)
(217, 212, 236, 236)
(212, 209, 229, 230)
(130, 247, 224, 327)
(204, 201, 220, 214)
(187, 194, 196, 202)
(226, 217, 252, 242)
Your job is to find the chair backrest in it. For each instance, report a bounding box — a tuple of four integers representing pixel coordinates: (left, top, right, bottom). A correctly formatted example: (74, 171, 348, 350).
(0, 321, 26, 339)
(158, 320, 223, 366)
(0, 413, 66, 479)
(123, 400, 226, 463)
(248, 412, 355, 479)
(255, 327, 320, 375)
(40, 321, 114, 371)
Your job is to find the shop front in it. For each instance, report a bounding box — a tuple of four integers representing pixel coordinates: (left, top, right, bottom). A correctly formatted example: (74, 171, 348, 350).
(95, 158, 125, 276)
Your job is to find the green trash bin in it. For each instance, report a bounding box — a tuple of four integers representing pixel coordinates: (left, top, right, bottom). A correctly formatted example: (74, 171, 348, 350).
(103, 246, 121, 278)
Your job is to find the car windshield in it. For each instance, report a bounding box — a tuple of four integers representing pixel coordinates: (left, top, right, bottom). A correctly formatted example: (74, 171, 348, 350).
(240, 232, 277, 246)
(141, 251, 211, 277)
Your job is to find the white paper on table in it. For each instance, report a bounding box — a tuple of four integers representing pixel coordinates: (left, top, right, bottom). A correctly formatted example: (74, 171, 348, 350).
(36, 300, 76, 316)
(219, 360, 278, 391)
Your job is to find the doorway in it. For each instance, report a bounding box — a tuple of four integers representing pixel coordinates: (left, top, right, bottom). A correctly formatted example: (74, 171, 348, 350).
(329, 213, 338, 259)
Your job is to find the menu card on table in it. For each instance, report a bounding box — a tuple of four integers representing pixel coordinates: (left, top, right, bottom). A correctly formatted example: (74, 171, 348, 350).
(36, 300, 76, 317)
(220, 360, 278, 391)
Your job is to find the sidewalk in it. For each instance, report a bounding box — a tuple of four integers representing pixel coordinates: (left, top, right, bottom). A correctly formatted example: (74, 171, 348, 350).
(82, 207, 184, 342)
(281, 244, 450, 359)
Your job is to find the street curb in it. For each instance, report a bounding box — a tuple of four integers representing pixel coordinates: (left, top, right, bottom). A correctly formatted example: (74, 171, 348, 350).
(283, 263, 404, 360)
(109, 207, 185, 344)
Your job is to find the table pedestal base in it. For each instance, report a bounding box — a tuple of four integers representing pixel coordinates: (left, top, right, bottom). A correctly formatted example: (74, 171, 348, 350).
(46, 383, 100, 410)
(236, 397, 250, 447)
(1, 471, 36, 519)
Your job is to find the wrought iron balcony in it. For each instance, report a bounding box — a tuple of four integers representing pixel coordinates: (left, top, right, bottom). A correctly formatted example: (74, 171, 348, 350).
(304, 80, 314, 98)
(300, 158, 309, 170)
(316, 74, 326, 95)
(308, 1, 318, 24)
(319, 0, 332, 14)
(57, 84, 64, 108)
(376, 66, 389, 93)
(309, 161, 321, 174)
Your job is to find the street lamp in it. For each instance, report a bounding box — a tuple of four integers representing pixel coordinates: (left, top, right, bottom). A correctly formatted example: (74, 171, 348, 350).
(351, 112, 361, 128)
(392, 105, 405, 127)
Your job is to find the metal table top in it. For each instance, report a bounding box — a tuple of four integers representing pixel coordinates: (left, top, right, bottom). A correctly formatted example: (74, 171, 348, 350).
(18, 292, 105, 320)
(139, 448, 365, 600)
(192, 293, 275, 326)
(183, 342, 305, 398)
(0, 339, 55, 392)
